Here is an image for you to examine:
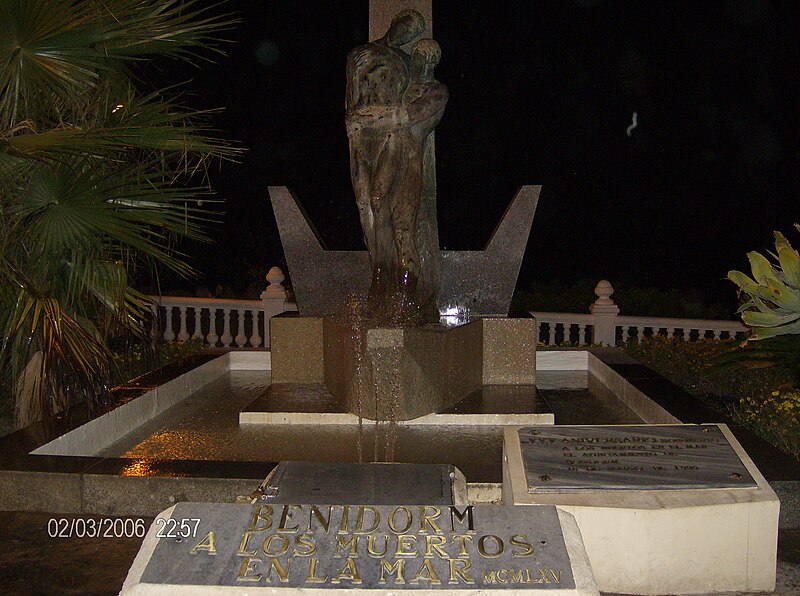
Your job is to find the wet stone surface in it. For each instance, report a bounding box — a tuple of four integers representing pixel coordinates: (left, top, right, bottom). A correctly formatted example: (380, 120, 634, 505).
(442, 385, 551, 415)
(537, 374, 641, 425)
(97, 371, 647, 483)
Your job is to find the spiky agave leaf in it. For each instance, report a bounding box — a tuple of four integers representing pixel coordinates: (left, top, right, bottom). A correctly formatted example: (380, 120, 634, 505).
(731, 227, 800, 342)
(741, 310, 800, 328)
(748, 251, 779, 287)
(728, 270, 760, 297)
(776, 231, 800, 289)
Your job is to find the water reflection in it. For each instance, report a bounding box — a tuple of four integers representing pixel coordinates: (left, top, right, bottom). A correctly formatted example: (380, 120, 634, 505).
(98, 370, 642, 484)
(119, 458, 157, 477)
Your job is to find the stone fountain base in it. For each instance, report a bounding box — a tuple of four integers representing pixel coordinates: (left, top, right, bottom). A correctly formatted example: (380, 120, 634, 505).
(269, 314, 537, 421)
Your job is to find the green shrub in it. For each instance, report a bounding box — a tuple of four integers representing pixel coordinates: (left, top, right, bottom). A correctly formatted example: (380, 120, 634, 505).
(623, 336, 791, 403)
(623, 336, 797, 460)
(111, 338, 205, 387)
(736, 390, 800, 459)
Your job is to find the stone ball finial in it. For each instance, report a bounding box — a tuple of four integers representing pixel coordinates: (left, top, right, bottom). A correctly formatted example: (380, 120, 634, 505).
(594, 280, 615, 305)
(265, 266, 286, 293)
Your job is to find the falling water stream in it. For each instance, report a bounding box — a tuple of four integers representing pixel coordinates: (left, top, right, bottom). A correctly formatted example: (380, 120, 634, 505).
(344, 293, 413, 463)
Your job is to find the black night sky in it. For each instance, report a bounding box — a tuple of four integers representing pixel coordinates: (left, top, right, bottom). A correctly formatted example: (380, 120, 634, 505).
(157, 1, 798, 310)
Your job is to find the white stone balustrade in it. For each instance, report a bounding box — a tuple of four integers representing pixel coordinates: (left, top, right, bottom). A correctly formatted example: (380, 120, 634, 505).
(532, 312, 594, 346)
(149, 267, 297, 348)
(151, 274, 748, 349)
(531, 280, 748, 347)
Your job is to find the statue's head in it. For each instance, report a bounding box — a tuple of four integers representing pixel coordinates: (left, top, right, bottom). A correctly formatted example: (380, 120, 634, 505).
(385, 9, 425, 47)
(411, 38, 441, 80)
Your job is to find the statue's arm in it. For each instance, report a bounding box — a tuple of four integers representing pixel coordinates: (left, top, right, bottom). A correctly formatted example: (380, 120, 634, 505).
(346, 105, 409, 136)
(405, 83, 449, 127)
(346, 48, 408, 134)
(345, 48, 361, 111)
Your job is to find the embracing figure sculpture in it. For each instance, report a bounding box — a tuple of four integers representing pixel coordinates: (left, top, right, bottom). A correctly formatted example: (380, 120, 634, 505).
(346, 9, 448, 323)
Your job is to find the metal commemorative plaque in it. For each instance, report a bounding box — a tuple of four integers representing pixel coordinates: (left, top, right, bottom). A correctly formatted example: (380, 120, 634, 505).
(519, 425, 757, 493)
(136, 502, 576, 590)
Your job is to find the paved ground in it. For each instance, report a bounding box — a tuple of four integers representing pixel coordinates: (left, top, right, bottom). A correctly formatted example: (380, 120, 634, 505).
(0, 511, 798, 595)
(0, 512, 150, 595)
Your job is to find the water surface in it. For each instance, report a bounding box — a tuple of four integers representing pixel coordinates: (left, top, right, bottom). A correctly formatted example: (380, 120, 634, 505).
(98, 370, 642, 482)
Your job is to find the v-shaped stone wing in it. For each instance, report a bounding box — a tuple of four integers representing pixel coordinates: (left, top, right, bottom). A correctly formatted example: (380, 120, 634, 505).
(269, 185, 540, 317)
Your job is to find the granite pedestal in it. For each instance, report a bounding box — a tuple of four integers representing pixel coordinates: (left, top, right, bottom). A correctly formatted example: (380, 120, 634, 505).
(270, 315, 536, 421)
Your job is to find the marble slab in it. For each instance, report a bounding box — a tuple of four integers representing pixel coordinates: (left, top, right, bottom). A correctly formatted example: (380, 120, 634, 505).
(122, 502, 599, 594)
(258, 461, 459, 505)
(520, 425, 757, 493)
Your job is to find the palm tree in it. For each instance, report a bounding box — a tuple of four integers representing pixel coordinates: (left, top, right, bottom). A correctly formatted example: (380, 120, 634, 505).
(0, 1, 241, 427)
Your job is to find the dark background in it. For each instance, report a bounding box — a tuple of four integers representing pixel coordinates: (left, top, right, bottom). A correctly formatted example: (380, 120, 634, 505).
(153, 0, 798, 311)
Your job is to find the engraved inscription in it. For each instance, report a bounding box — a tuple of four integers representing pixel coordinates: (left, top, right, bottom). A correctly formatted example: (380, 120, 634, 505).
(139, 503, 576, 590)
(520, 425, 757, 492)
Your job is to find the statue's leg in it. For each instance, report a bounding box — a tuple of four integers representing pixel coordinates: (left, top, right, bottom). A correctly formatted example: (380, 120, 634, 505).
(369, 134, 404, 306)
(391, 147, 423, 309)
(349, 141, 374, 255)
(415, 133, 442, 322)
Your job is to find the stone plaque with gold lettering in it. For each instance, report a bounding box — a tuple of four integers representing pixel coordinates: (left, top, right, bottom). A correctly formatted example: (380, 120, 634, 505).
(121, 503, 599, 594)
(520, 425, 757, 493)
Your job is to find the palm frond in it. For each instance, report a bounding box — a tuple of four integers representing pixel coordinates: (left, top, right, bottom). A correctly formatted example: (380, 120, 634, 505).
(2, 89, 241, 161)
(5, 158, 220, 279)
(0, 0, 238, 127)
(0, 0, 239, 427)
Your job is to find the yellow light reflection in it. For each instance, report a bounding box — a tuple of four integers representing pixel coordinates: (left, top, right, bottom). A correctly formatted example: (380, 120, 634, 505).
(120, 458, 156, 477)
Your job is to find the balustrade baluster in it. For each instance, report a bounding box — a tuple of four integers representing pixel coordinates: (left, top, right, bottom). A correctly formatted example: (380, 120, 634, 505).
(667, 327, 675, 339)
(192, 308, 204, 342)
(235, 308, 248, 347)
(221, 308, 233, 346)
(548, 323, 556, 346)
(249, 310, 262, 347)
(177, 306, 189, 341)
(163, 306, 175, 341)
(206, 308, 219, 346)
(150, 303, 160, 340)
(579, 323, 587, 345)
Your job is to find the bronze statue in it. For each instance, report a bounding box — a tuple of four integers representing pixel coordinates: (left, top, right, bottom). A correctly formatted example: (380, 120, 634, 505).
(346, 10, 448, 322)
